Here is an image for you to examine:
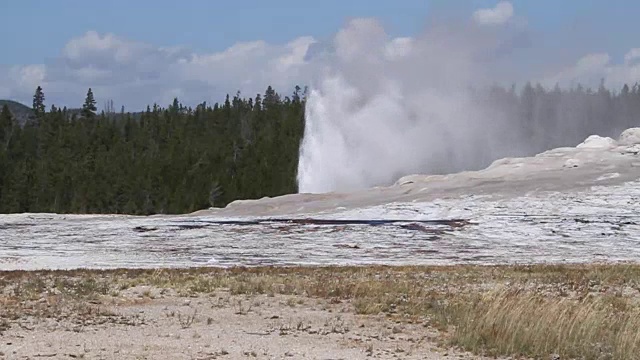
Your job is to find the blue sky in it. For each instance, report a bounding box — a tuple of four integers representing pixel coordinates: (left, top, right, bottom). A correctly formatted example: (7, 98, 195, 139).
(0, 1, 638, 109)
(1, 0, 635, 64)
(1, 0, 431, 65)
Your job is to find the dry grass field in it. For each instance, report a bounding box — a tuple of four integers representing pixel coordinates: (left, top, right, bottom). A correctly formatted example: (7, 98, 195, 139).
(1, 264, 639, 359)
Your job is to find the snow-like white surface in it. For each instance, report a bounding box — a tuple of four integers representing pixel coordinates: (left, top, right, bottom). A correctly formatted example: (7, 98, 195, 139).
(2, 129, 640, 270)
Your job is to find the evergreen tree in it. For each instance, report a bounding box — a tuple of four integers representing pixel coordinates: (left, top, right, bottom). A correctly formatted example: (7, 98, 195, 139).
(0, 105, 10, 200)
(263, 85, 280, 110)
(293, 85, 302, 103)
(3, 82, 639, 216)
(81, 88, 97, 118)
(171, 97, 180, 113)
(0, 105, 13, 200)
(0, 104, 13, 140)
(32, 86, 46, 118)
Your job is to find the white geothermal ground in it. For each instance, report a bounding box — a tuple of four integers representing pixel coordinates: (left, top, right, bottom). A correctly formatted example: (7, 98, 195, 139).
(2, 129, 640, 271)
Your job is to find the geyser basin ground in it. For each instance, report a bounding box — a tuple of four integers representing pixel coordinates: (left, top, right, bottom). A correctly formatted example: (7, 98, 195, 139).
(2, 129, 640, 271)
(1, 265, 639, 359)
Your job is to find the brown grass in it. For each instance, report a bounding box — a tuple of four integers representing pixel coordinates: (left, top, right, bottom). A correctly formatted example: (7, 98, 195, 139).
(451, 288, 640, 359)
(1, 263, 639, 359)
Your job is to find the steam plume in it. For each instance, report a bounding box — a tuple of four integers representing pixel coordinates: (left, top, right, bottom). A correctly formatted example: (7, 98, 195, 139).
(297, 15, 529, 194)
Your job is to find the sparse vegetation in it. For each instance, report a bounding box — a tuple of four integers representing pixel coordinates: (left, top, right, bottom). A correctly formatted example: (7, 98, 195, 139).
(1, 264, 639, 359)
(178, 309, 198, 329)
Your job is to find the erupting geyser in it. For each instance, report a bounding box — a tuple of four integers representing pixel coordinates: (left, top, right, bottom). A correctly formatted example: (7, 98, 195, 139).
(296, 18, 532, 194)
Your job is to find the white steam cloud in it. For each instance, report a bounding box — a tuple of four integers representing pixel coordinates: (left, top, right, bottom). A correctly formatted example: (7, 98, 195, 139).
(297, 10, 525, 194)
(473, 1, 514, 26)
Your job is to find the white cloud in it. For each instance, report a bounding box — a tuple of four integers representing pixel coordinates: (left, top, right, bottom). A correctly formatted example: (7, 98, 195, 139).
(624, 48, 640, 65)
(64, 31, 125, 61)
(273, 36, 316, 73)
(542, 49, 640, 89)
(0, 13, 637, 112)
(385, 37, 414, 60)
(72, 65, 113, 83)
(0, 85, 9, 99)
(1, 31, 316, 110)
(8, 64, 46, 93)
(473, 1, 514, 26)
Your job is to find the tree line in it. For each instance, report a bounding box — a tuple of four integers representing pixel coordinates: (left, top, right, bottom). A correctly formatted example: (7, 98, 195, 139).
(0, 86, 305, 214)
(0, 81, 638, 215)
(479, 81, 639, 157)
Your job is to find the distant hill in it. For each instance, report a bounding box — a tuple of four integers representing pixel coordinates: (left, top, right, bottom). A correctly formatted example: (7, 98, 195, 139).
(0, 100, 33, 125)
(1, 100, 161, 126)
(0, 100, 91, 125)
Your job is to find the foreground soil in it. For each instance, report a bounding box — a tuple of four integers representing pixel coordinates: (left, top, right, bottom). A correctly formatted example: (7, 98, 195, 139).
(1, 264, 639, 359)
(1, 291, 481, 360)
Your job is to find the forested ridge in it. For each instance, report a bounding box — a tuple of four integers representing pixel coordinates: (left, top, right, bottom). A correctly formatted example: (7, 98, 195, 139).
(0, 82, 639, 215)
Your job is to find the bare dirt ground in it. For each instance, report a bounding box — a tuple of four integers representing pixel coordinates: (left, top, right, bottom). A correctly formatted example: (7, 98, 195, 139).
(1, 289, 480, 360)
(1, 264, 638, 360)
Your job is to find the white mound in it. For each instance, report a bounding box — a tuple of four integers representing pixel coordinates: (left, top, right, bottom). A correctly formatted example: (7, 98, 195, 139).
(618, 128, 640, 146)
(576, 135, 617, 149)
(197, 129, 640, 217)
